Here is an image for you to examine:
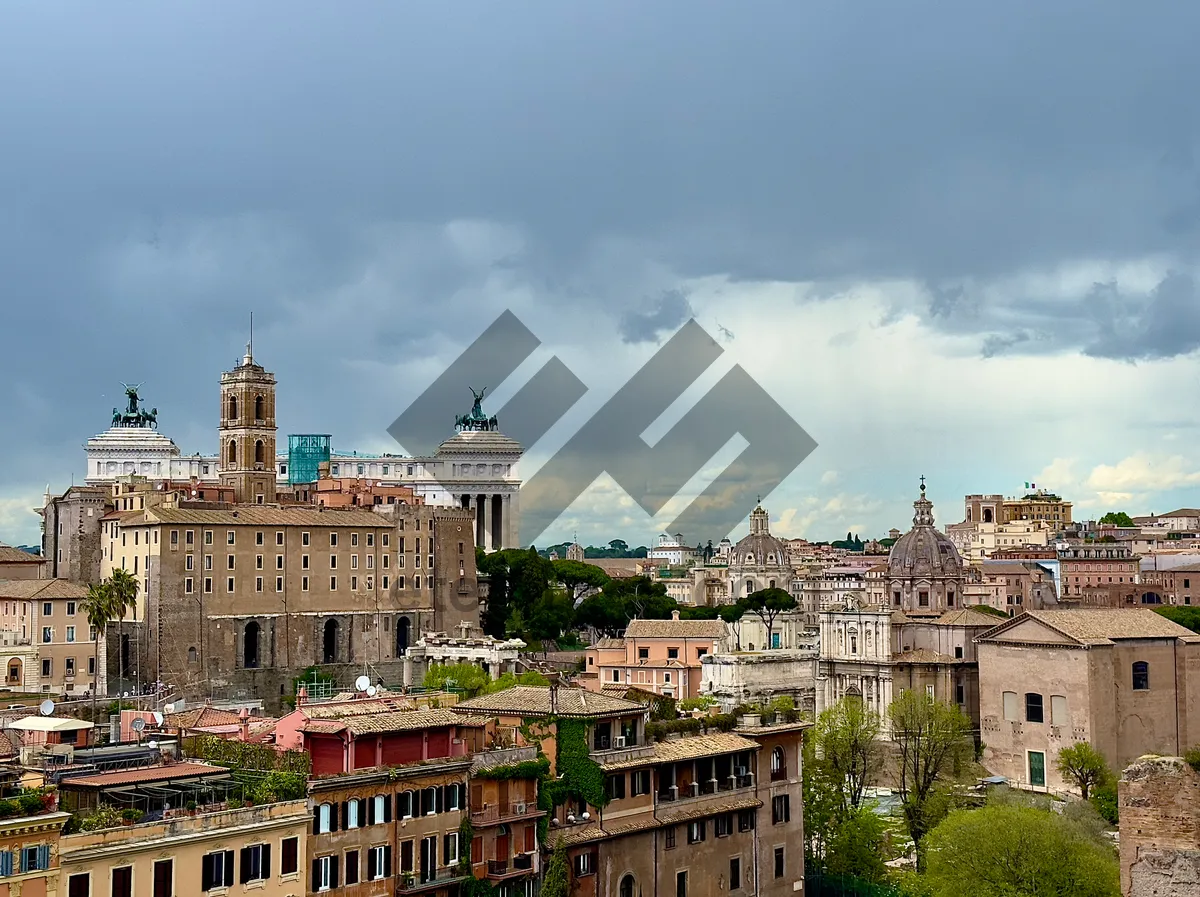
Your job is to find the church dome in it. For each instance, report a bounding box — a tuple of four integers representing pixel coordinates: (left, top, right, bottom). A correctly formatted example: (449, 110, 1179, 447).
(730, 505, 791, 569)
(887, 480, 963, 578)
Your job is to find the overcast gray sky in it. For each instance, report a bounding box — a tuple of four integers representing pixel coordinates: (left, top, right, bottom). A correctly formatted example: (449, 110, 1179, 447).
(3, 2, 1200, 547)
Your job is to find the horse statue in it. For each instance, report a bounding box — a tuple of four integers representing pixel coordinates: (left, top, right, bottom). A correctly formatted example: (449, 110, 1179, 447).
(487, 415, 499, 432)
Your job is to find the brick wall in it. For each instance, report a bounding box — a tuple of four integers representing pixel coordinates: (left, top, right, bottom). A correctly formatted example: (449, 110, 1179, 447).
(1119, 755, 1200, 896)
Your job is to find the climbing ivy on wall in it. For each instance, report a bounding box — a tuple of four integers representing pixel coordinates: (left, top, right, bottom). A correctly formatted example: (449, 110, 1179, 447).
(543, 717, 608, 812)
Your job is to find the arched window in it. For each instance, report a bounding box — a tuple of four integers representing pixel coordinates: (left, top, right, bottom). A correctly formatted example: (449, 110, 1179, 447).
(771, 745, 786, 779)
(317, 802, 332, 833)
(769, 579, 776, 589)
(1132, 661, 1149, 690)
(397, 790, 414, 819)
(620, 875, 636, 897)
(6, 659, 20, 685)
(745, 579, 754, 596)
(323, 619, 339, 664)
(255, 440, 265, 464)
(254, 394, 265, 420)
(188, 646, 198, 664)
(227, 439, 237, 465)
(228, 395, 238, 420)
(244, 621, 261, 669)
(983, 508, 994, 523)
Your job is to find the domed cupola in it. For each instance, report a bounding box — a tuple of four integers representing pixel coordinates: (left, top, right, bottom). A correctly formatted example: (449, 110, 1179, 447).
(885, 478, 966, 614)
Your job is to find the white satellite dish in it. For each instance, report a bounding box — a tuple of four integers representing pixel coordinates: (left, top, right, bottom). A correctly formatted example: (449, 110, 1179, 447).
(354, 675, 371, 692)
(147, 740, 158, 749)
(366, 685, 377, 697)
(132, 717, 146, 732)
(38, 700, 54, 717)
(153, 712, 164, 726)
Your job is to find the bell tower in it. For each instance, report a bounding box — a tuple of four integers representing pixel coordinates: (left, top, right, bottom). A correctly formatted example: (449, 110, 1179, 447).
(218, 336, 277, 504)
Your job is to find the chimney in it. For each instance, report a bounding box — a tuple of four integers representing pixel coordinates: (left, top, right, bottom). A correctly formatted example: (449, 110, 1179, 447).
(239, 707, 251, 742)
(546, 671, 561, 716)
(671, 610, 681, 621)
(297, 686, 308, 706)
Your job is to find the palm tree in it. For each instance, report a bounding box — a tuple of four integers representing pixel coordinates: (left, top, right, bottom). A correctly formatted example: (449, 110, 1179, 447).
(106, 569, 140, 694)
(81, 582, 113, 722)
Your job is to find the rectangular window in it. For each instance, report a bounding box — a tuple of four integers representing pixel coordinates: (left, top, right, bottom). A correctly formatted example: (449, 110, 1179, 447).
(444, 832, 459, 865)
(281, 837, 299, 875)
(186, 554, 194, 571)
(668, 648, 679, 659)
(66, 625, 76, 643)
(573, 852, 594, 876)
(276, 576, 284, 592)
(638, 647, 649, 660)
(302, 554, 309, 569)
(256, 577, 264, 592)
(1002, 691, 1019, 721)
(774, 847, 785, 879)
(277, 531, 284, 546)
(112, 867, 133, 897)
(352, 532, 359, 547)
(43, 602, 52, 617)
(205, 530, 215, 545)
(687, 820, 705, 844)
(677, 870, 687, 897)
(383, 533, 390, 547)
(186, 530, 195, 545)
(67, 601, 76, 616)
(737, 809, 755, 832)
(351, 576, 358, 590)
(730, 857, 741, 891)
(665, 827, 676, 849)
(772, 794, 790, 824)
(42, 627, 51, 644)
(605, 774, 626, 800)
(715, 814, 732, 837)
(68, 873, 91, 897)
(227, 555, 235, 570)
(345, 849, 359, 886)
(330, 555, 337, 570)
(313, 855, 338, 892)
(227, 577, 235, 592)
(256, 555, 264, 569)
(302, 532, 310, 546)
(205, 555, 213, 570)
(631, 769, 651, 796)
(227, 531, 235, 545)
(1025, 693, 1044, 724)
(201, 850, 234, 891)
(330, 533, 338, 547)
(41, 659, 50, 678)
(302, 577, 309, 591)
(240, 844, 270, 884)
(330, 576, 337, 590)
(368, 845, 387, 880)
(277, 555, 284, 569)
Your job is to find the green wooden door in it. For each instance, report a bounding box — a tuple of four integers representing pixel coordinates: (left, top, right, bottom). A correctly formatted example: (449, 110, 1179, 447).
(1029, 751, 1046, 787)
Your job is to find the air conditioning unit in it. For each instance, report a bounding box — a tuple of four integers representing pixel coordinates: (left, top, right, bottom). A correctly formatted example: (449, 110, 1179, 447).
(614, 736, 626, 748)
(513, 802, 527, 814)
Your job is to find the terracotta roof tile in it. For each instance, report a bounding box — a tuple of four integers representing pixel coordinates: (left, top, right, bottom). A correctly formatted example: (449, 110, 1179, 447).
(142, 507, 388, 527)
(0, 545, 43, 565)
(556, 797, 762, 847)
(932, 608, 1008, 627)
(980, 608, 1196, 645)
(0, 580, 89, 600)
(302, 708, 471, 736)
(624, 619, 725, 639)
(599, 733, 759, 772)
(893, 648, 957, 664)
(452, 686, 645, 719)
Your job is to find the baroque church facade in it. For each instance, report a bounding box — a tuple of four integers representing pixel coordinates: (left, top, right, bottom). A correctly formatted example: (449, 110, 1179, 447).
(815, 480, 998, 733)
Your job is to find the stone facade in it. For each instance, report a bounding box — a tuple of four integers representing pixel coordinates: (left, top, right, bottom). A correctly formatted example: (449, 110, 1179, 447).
(40, 486, 108, 584)
(1119, 755, 1200, 897)
(700, 651, 818, 713)
(977, 609, 1200, 794)
(100, 500, 480, 710)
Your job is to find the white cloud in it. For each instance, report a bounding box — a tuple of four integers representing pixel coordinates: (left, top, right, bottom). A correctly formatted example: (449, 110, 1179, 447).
(1086, 453, 1200, 493)
(820, 470, 839, 486)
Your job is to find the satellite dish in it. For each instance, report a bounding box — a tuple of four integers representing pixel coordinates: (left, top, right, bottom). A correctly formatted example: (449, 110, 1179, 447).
(147, 740, 158, 749)
(132, 718, 146, 732)
(366, 685, 377, 697)
(153, 712, 164, 726)
(355, 675, 371, 692)
(38, 700, 54, 717)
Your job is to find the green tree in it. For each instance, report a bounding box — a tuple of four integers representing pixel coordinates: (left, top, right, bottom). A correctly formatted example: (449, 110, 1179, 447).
(823, 807, 889, 882)
(551, 559, 610, 602)
(738, 587, 797, 648)
(81, 581, 115, 719)
(1098, 511, 1134, 527)
(573, 593, 628, 638)
(922, 801, 1120, 897)
(542, 838, 570, 897)
(105, 568, 140, 685)
(888, 689, 972, 867)
(813, 695, 882, 815)
(718, 604, 745, 650)
(423, 663, 492, 698)
(1056, 742, 1111, 801)
(802, 736, 843, 867)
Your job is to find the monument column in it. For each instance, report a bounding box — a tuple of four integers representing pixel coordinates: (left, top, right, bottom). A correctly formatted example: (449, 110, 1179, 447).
(476, 493, 486, 550)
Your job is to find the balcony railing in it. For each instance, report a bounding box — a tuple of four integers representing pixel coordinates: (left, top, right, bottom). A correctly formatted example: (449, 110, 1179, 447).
(470, 800, 542, 825)
(485, 853, 538, 879)
(396, 869, 466, 893)
(658, 774, 754, 802)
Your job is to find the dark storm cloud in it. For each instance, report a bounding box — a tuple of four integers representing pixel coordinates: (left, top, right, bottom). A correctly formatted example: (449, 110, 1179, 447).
(1085, 272, 1200, 361)
(619, 290, 695, 344)
(3, 0, 1200, 538)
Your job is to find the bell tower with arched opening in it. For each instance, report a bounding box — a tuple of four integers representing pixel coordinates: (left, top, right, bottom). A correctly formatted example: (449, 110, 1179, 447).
(218, 338, 277, 504)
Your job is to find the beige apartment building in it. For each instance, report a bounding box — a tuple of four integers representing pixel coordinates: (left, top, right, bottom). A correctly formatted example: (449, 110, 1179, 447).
(0, 545, 47, 581)
(583, 614, 728, 700)
(0, 580, 102, 696)
(977, 609, 1200, 794)
(60, 800, 310, 897)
